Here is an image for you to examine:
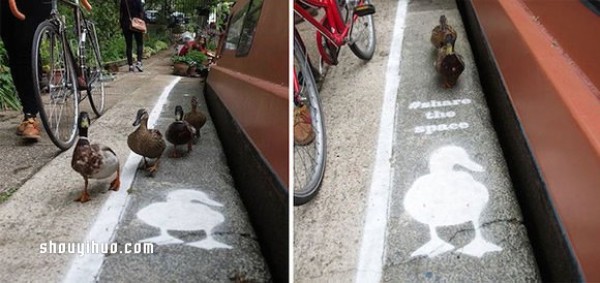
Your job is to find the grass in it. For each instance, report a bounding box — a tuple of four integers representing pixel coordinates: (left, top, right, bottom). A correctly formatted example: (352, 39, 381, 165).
(0, 187, 19, 204)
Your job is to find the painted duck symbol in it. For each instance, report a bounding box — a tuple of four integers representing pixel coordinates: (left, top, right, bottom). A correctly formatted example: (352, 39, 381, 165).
(137, 189, 232, 249)
(403, 145, 502, 258)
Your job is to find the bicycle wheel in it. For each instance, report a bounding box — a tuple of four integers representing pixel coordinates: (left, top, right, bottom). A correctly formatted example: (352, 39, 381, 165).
(84, 20, 105, 117)
(294, 37, 327, 206)
(32, 20, 79, 150)
(347, 0, 376, 60)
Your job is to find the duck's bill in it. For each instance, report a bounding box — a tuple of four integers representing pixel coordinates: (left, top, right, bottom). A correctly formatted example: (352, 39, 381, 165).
(133, 112, 144, 126)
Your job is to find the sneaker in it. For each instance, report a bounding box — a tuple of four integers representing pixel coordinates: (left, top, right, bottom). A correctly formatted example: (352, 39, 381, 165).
(135, 61, 143, 72)
(16, 118, 41, 140)
(294, 104, 315, 146)
(129, 65, 135, 72)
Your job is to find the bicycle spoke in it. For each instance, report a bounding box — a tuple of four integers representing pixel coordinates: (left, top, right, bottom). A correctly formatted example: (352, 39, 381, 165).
(293, 36, 327, 205)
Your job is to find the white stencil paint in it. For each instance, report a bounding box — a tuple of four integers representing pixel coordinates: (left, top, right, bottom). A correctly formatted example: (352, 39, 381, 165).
(355, 1, 409, 282)
(404, 145, 502, 258)
(137, 189, 232, 250)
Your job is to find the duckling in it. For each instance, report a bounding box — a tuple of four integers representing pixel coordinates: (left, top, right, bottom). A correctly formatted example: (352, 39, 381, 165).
(166, 105, 196, 158)
(127, 109, 166, 176)
(71, 112, 120, 203)
(431, 15, 457, 49)
(183, 96, 207, 143)
(435, 34, 465, 88)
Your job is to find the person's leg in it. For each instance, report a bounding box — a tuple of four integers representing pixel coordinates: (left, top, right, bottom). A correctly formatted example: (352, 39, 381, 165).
(134, 31, 144, 72)
(122, 27, 134, 71)
(1, 1, 51, 139)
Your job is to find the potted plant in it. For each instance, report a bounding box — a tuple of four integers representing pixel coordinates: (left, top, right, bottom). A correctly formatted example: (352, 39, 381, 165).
(171, 55, 191, 76)
(185, 50, 208, 76)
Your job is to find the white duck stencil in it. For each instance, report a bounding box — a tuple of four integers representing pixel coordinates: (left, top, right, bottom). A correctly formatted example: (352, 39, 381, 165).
(137, 189, 232, 250)
(403, 145, 502, 258)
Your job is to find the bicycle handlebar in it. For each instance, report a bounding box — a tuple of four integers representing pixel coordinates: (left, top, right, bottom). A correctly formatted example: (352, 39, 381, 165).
(81, 0, 92, 12)
(8, 0, 92, 21)
(8, 0, 25, 20)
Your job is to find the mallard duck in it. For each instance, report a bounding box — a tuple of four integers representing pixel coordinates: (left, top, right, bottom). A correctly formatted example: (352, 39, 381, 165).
(435, 34, 465, 88)
(127, 109, 166, 176)
(71, 112, 120, 203)
(431, 15, 457, 49)
(166, 105, 196, 158)
(183, 96, 207, 143)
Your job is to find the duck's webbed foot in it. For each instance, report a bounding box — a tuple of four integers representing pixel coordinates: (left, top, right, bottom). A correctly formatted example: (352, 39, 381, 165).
(75, 178, 91, 203)
(109, 171, 120, 191)
(75, 190, 91, 203)
(169, 146, 182, 158)
(146, 159, 160, 177)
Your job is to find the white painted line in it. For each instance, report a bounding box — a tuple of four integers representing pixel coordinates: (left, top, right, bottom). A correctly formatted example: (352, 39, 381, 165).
(355, 1, 408, 282)
(63, 76, 181, 283)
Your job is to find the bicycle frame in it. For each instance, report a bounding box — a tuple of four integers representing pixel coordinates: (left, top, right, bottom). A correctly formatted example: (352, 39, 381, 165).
(294, 1, 349, 47)
(52, 0, 88, 83)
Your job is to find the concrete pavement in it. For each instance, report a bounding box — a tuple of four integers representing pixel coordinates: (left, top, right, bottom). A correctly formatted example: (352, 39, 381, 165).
(0, 51, 269, 282)
(294, 0, 541, 282)
(380, 1, 539, 281)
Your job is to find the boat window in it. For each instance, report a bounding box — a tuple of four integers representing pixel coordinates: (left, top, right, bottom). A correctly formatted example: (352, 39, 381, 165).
(223, 0, 264, 56)
(236, 0, 264, 57)
(224, 2, 249, 51)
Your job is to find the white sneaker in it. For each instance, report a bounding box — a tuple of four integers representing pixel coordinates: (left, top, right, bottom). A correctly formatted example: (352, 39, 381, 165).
(135, 61, 143, 72)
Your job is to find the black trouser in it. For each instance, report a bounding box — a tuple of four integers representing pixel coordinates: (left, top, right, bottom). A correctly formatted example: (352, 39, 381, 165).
(122, 27, 143, 66)
(0, 1, 51, 116)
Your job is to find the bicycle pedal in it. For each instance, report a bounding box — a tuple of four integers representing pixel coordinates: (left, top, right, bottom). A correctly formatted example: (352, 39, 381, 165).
(354, 4, 375, 17)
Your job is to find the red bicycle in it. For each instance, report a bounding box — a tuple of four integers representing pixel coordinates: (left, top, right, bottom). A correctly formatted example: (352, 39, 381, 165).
(293, 0, 376, 205)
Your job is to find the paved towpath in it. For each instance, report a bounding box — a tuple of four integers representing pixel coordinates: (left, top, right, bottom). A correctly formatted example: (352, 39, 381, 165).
(0, 50, 269, 282)
(294, 1, 540, 282)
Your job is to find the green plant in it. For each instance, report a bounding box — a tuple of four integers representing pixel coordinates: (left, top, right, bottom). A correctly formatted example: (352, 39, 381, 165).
(154, 40, 169, 51)
(207, 41, 217, 52)
(0, 68, 20, 110)
(186, 50, 207, 66)
(0, 41, 20, 111)
(171, 55, 192, 65)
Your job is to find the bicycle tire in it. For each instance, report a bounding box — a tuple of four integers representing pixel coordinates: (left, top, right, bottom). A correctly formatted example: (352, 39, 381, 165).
(32, 20, 79, 150)
(294, 37, 327, 206)
(348, 0, 376, 60)
(84, 20, 105, 117)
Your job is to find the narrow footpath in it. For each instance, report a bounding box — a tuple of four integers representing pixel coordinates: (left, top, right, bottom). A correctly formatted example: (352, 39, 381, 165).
(0, 51, 270, 282)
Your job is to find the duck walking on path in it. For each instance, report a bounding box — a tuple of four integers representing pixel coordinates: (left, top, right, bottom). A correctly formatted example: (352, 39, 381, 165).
(183, 96, 207, 143)
(128, 109, 166, 176)
(137, 189, 232, 250)
(71, 112, 120, 203)
(166, 105, 196, 158)
(404, 145, 502, 258)
(435, 33, 465, 89)
(431, 15, 457, 49)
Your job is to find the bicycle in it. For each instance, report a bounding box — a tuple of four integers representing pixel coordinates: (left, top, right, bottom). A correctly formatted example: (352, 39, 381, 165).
(293, 0, 376, 205)
(10, 0, 106, 150)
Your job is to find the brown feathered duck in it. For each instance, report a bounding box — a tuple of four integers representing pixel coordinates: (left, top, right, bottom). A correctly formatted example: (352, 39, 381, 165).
(183, 96, 207, 143)
(127, 109, 166, 176)
(71, 112, 120, 202)
(166, 105, 196, 158)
